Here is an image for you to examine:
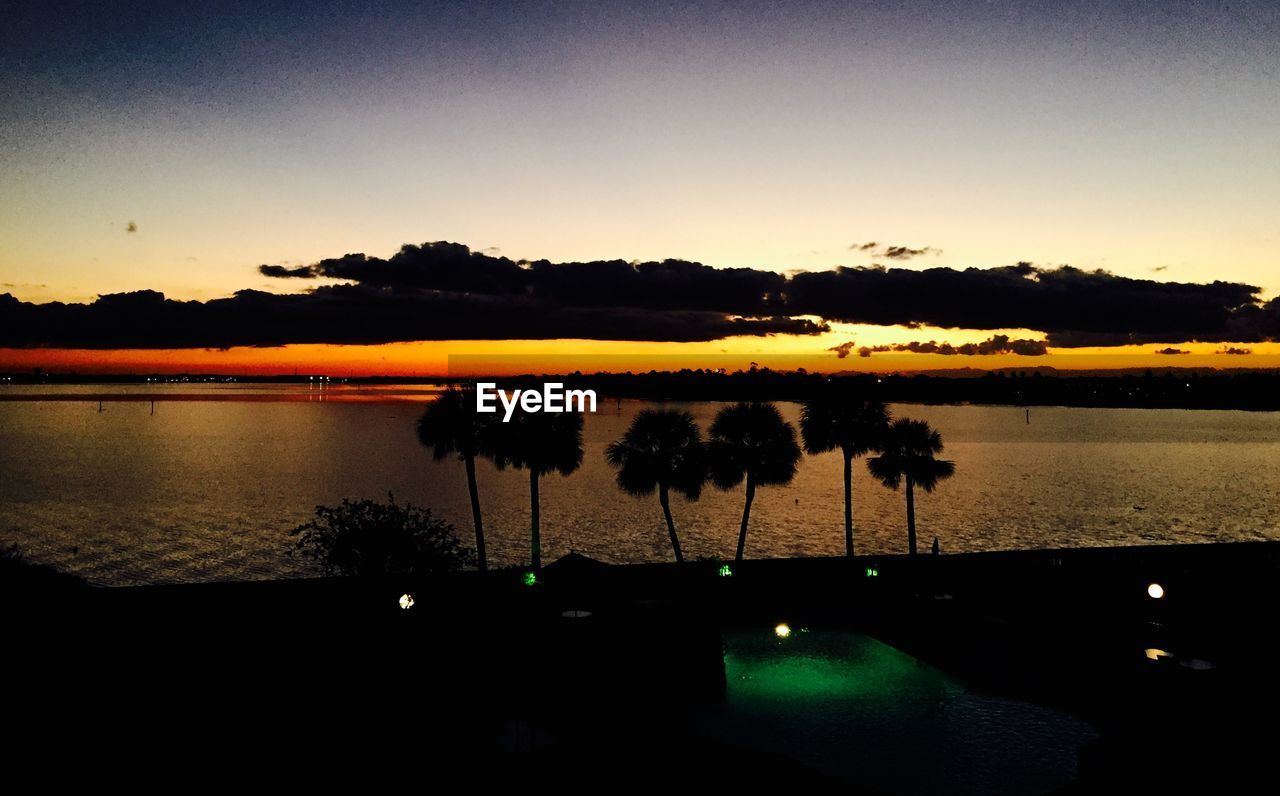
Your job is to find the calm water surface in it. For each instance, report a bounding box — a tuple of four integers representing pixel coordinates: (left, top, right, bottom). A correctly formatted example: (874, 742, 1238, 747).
(2, 384, 1278, 585)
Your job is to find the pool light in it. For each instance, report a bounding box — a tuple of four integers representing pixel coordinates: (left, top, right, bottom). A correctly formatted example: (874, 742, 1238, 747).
(774, 623, 792, 639)
(718, 564, 733, 578)
(865, 566, 879, 578)
(522, 571, 538, 587)
(398, 593, 415, 610)
(1147, 582, 1165, 600)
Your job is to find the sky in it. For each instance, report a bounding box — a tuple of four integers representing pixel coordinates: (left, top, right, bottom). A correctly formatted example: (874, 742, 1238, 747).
(2, 1, 1278, 375)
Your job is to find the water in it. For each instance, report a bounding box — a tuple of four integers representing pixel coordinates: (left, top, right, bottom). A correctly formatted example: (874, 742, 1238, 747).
(3, 384, 1280, 585)
(710, 628, 1095, 793)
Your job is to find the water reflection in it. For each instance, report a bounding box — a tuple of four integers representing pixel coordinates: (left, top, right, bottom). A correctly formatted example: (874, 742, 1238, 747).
(1, 389, 1279, 584)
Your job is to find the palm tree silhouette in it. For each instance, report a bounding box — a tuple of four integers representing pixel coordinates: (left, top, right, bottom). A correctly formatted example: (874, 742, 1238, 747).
(605, 409, 706, 563)
(707, 402, 802, 562)
(866, 418, 956, 556)
(800, 393, 890, 557)
(490, 408, 584, 569)
(416, 386, 494, 571)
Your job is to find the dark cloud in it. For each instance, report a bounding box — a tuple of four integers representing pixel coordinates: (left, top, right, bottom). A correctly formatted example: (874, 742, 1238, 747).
(854, 334, 1049, 358)
(1000, 338, 1051, 356)
(1151, 265, 1168, 272)
(267, 243, 1272, 348)
(7, 241, 1280, 351)
(1216, 346, 1253, 355)
(0, 287, 826, 349)
(882, 245, 940, 260)
(848, 242, 940, 260)
(787, 262, 1272, 347)
(1154, 347, 1191, 355)
(828, 341, 856, 359)
(258, 264, 317, 278)
(263, 242, 788, 315)
(125, 222, 137, 233)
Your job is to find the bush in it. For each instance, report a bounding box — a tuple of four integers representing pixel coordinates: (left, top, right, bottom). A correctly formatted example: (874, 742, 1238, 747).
(290, 495, 476, 577)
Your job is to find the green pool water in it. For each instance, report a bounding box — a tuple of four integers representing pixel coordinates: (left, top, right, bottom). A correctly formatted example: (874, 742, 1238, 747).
(706, 628, 1096, 794)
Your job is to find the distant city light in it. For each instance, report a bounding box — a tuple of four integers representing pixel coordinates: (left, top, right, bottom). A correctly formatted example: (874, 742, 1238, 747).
(774, 623, 791, 638)
(717, 564, 733, 578)
(1147, 582, 1165, 599)
(398, 593, 415, 610)
(1145, 648, 1173, 661)
(522, 571, 538, 587)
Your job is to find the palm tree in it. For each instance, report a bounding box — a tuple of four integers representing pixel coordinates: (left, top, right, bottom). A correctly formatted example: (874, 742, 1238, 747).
(866, 418, 956, 556)
(800, 393, 890, 557)
(490, 408, 583, 569)
(605, 409, 706, 563)
(416, 386, 494, 571)
(707, 402, 802, 562)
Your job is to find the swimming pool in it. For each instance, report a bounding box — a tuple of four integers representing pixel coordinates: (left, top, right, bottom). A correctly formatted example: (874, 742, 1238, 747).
(705, 628, 1096, 794)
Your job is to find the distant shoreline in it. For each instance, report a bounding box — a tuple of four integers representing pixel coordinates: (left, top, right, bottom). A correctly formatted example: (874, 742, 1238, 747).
(5, 368, 1280, 411)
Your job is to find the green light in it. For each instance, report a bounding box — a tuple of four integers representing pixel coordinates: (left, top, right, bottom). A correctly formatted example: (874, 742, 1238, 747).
(721, 629, 944, 703)
(865, 566, 879, 578)
(718, 564, 734, 578)
(522, 571, 538, 587)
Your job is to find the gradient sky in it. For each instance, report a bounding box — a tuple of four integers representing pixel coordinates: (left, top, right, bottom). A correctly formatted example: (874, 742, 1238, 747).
(2, 1, 1278, 373)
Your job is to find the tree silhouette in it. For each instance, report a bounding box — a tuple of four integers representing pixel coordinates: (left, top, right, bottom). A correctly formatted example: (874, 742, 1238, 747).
(605, 409, 706, 563)
(417, 386, 495, 571)
(866, 418, 956, 556)
(800, 393, 890, 557)
(707, 402, 802, 562)
(490, 408, 584, 569)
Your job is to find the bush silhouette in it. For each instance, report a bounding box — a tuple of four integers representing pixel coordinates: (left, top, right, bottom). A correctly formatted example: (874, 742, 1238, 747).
(290, 495, 475, 577)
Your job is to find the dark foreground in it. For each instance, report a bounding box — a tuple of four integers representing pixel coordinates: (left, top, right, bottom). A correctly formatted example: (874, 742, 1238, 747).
(8, 542, 1280, 790)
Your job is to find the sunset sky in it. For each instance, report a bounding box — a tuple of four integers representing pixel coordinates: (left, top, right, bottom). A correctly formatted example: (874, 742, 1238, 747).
(2, 1, 1278, 375)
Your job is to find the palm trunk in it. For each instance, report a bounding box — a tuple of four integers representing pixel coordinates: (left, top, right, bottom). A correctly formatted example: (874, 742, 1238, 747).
(735, 474, 755, 562)
(658, 483, 683, 563)
(464, 454, 486, 572)
(843, 449, 854, 557)
(905, 474, 917, 556)
(530, 469, 541, 570)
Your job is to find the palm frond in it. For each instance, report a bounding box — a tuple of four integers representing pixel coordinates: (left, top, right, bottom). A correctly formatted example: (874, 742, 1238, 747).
(707, 401, 801, 489)
(605, 408, 706, 499)
(866, 453, 903, 489)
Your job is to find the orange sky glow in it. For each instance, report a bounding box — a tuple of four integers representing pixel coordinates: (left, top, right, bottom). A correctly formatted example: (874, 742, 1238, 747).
(4, 336, 1277, 378)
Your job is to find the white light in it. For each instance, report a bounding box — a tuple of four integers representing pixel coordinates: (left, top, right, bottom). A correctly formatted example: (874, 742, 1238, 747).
(774, 623, 791, 638)
(398, 593, 415, 610)
(1147, 582, 1164, 600)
